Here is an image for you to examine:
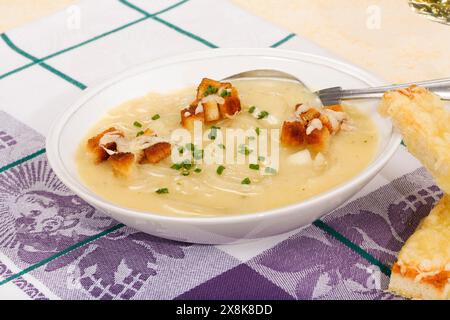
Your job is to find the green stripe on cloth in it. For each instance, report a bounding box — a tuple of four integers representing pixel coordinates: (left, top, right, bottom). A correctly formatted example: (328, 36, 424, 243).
(119, 0, 218, 48)
(271, 33, 296, 48)
(0, 224, 125, 286)
(313, 220, 391, 276)
(0, 34, 87, 90)
(118, 0, 150, 17)
(0, 148, 46, 174)
(0, 0, 191, 81)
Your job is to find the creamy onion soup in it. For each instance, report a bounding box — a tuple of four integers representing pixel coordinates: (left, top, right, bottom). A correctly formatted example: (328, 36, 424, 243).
(76, 79, 378, 216)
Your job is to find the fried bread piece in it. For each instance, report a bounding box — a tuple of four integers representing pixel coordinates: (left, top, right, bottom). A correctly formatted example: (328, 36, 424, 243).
(88, 126, 171, 177)
(140, 142, 172, 164)
(281, 104, 346, 153)
(87, 127, 123, 163)
(389, 194, 450, 300)
(280, 121, 306, 147)
(180, 105, 204, 130)
(181, 78, 241, 128)
(378, 86, 450, 193)
(108, 152, 135, 177)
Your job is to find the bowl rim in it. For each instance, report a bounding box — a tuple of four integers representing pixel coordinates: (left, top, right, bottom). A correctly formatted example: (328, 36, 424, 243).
(46, 47, 402, 225)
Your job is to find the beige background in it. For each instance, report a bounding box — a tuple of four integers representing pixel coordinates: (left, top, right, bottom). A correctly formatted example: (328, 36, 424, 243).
(1, 0, 450, 83)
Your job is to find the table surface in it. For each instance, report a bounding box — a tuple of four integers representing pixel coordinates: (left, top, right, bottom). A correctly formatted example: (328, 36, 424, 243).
(1, 0, 450, 83)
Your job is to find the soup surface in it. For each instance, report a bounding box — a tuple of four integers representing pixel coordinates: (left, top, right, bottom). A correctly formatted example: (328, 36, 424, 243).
(76, 79, 378, 216)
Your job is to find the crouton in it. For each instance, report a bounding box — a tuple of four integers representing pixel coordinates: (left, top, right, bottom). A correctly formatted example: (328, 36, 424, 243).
(319, 114, 333, 133)
(108, 152, 135, 177)
(181, 78, 241, 128)
(306, 127, 331, 153)
(87, 127, 123, 163)
(140, 142, 172, 164)
(300, 108, 321, 122)
(143, 128, 155, 136)
(219, 88, 241, 118)
(181, 106, 204, 130)
(281, 121, 306, 147)
(326, 104, 344, 112)
(197, 78, 232, 100)
(203, 101, 221, 122)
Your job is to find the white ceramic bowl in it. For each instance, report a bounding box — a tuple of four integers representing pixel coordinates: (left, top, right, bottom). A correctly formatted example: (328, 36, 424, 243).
(46, 48, 401, 244)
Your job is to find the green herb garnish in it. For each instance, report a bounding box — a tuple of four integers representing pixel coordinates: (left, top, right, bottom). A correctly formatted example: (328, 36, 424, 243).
(255, 127, 261, 136)
(241, 177, 251, 185)
(218, 144, 226, 150)
(156, 188, 169, 194)
(220, 89, 231, 98)
(181, 171, 190, 176)
(265, 167, 277, 175)
(133, 121, 142, 128)
(238, 144, 252, 156)
(248, 106, 256, 114)
(136, 131, 144, 137)
(185, 143, 195, 152)
(249, 164, 260, 170)
(152, 114, 160, 120)
(208, 126, 220, 140)
(171, 163, 182, 170)
(193, 149, 204, 160)
(194, 168, 202, 173)
(216, 165, 225, 175)
(181, 160, 193, 170)
(204, 85, 219, 97)
(257, 111, 269, 120)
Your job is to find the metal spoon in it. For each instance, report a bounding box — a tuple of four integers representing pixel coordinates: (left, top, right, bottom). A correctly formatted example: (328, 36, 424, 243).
(222, 69, 450, 106)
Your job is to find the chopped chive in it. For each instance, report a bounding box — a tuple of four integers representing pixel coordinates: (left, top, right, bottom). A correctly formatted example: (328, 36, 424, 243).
(216, 165, 225, 175)
(248, 106, 256, 114)
(241, 177, 251, 185)
(218, 144, 226, 150)
(185, 143, 195, 152)
(208, 126, 218, 140)
(136, 131, 144, 137)
(249, 164, 260, 170)
(133, 121, 142, 128)
(255, 127, 261, 136)
(257, 111, 269, 119)
(193, 149, 204, 160)
(238, 144, 252, 155)
(152, 114, 160, 120)
(171, 163, 182, 170)
(156, 188, 169, 194)
(194, 168, 202, 173)
(178, 146, 184, 154)
(181, 160, 193, 170)
(204, 85, 218, 97)
(181, 171, 190, 176)
(220, 89, 231, 97)
(265, 167, 277, 175)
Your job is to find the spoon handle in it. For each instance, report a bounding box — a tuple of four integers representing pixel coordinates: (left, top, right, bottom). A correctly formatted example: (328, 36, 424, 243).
(342, 77, 450, 98)
(317, 78, 450, 103)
